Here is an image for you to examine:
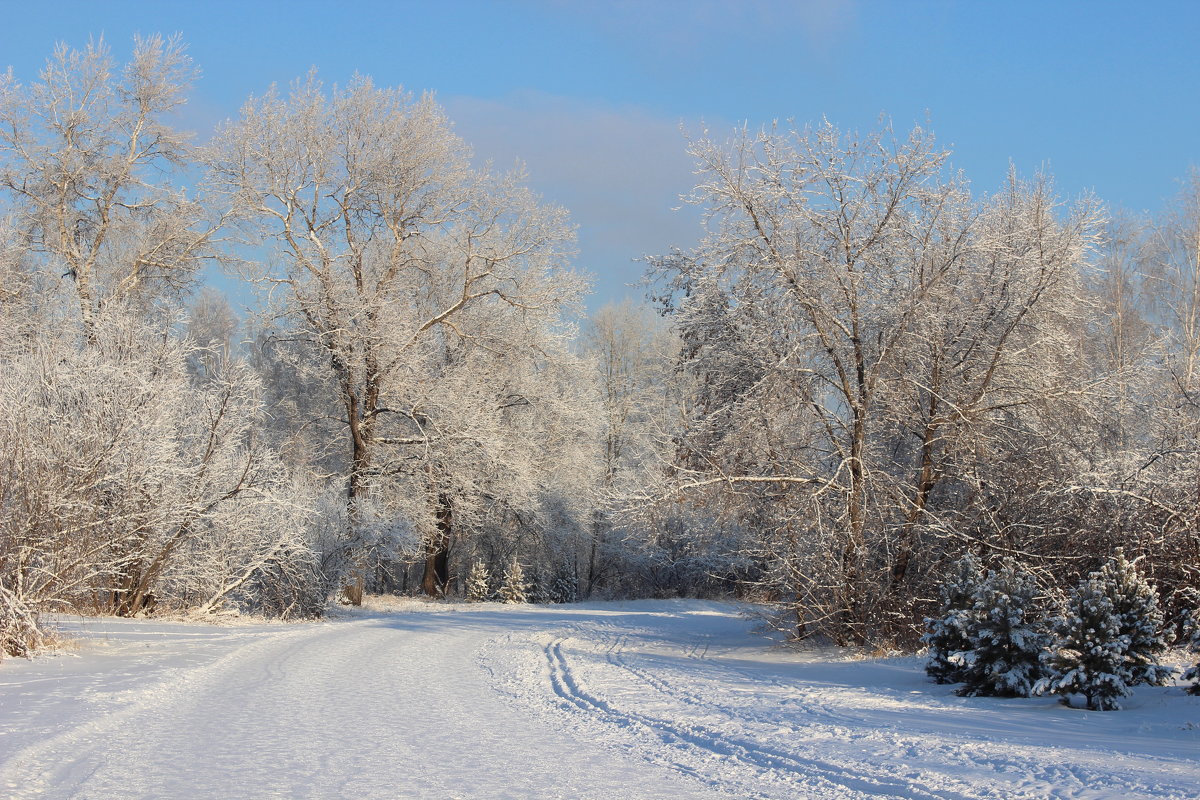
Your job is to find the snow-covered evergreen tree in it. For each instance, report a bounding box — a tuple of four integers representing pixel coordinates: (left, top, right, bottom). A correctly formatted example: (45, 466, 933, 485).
(1038, 574, 1130, 710)
(529, 566, 553, 605)
(1094, 549, 1174, 687)
(1182, 598, 1200, 695)
(466, 559, 492, 603)
(923, 553, 984, 684)
(499, 559, 531, 604)
(550, 566, 579, 604)
(956, 560, 1046, 698)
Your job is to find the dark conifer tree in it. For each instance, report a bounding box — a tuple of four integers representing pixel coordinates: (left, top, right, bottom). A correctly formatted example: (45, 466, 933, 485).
(923, 554, 984, 684)
(957, 560, 1046, 698)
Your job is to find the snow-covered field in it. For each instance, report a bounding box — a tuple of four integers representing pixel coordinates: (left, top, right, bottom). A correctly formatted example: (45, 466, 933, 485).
(1, 600, 1196, 799)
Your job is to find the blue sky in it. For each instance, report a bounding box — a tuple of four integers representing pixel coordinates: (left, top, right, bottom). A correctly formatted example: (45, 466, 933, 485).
(2, 0, 1198, 312)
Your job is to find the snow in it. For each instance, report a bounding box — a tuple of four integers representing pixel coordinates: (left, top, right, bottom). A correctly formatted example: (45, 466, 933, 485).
(1, 600, 1197, 799)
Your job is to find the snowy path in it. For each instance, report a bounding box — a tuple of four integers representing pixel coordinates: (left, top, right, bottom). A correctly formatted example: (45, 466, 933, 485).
(1, 600, 1197, 799)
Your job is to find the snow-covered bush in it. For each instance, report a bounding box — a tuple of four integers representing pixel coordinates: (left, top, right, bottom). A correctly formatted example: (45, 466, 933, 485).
(0, 582, 48, 660)
(0, 316, 335, 619)
(499, 559, 531, 604)
(1095, 550, 1173, 687)
(1183, 600, 1200, 695)
(956, 560, 1047, 698)
(529, 566, 554, 605)
(221, 486, 349, 620)
(466, 560, 492, 602)
(923, 553, 984, 684)
(549, 564, 579, 604)
(1038, 574, 1130, 710)
(1039, 550, 1174, 711)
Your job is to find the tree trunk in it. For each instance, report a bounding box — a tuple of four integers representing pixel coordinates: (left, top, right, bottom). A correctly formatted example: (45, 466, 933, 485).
(841, 406, 868, 644)
(586, 511, 604, 599)
(422, 496, 452, 597)
(341, 367, 371, 607)
(890, 410, 942, 593)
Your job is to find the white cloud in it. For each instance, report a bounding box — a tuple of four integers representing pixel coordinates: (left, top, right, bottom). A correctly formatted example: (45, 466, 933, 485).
(443, 91, 709, 308)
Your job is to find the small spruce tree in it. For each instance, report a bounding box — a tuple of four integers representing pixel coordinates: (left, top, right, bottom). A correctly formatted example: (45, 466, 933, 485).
(923, 553, 984, 684)
(499, 559, 531, 604)
(529, 566, 553, 605)
(550, 564, 579, 604)
(1038, 574, 1129, 710)
(1095, 549, 1174, 687)
(465, 559, 492, 603)
(1178, 590, 1200, 695)
(956, 560, 1046, 698)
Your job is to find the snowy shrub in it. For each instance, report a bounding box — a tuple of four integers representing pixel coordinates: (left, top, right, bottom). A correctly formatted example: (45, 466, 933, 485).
(499, 559, 531, 604)
(1039, 550, 1174, 711)
(956, 560, 1047, 698)
(549, 564, 579, 604)
(1183, 601, 1200, 695)
(236, 553, 326, 619)
(529, 566, 554, 605)
(1095, 550, 1174, 687)
(1038, 575, 1130, 710)
(523, 560, 579, 605)
(0, 582, 48, 660)
(466, 560, 492, 602)
(923, 553, 984, 684)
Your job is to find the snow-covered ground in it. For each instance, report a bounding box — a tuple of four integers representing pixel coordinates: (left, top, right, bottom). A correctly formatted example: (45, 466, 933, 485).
(1, 600, 1196, 799)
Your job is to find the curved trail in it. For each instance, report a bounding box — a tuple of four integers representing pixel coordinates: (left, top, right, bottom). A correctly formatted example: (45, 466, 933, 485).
(0, 609, 722, 800)
(1, 600, 1197, 800)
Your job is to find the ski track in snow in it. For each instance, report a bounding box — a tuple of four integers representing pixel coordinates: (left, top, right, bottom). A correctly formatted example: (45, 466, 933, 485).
(1, 600, 1197, 799)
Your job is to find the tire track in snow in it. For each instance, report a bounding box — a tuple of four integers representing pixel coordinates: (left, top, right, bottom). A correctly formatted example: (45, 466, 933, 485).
(567, 624, 1196, 800)
(542, 634, 983, 800)
(584, 620, 874, 733)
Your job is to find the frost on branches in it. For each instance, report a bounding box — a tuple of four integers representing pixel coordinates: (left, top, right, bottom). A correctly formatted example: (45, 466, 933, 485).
(207, 73, 595, 605)
(955, 561, 1046, 698)
(0, 39, 346, 627)
(923, 554, 984, 684)
(0, 582, 48, 660)
(648, 118, 1104, 646)
(1039, 551, 1173, 710)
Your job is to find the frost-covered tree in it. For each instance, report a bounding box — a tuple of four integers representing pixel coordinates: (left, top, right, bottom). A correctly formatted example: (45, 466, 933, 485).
(499, 559, 531, 605)
(1055, 177, 1200, 634)
(580, 301, 679, 598)
(1039, 574, 1130, 710)
(649, 120, 1099, 644)
(465, 559, 492, 603)
(186, 288, 240, 381)
(0, 39, 330, 625)
(0, 36, 218, 341)
(923, 553, 984, 684)
(956, 561, 1046, 698)
(207, 74, 592, 603)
